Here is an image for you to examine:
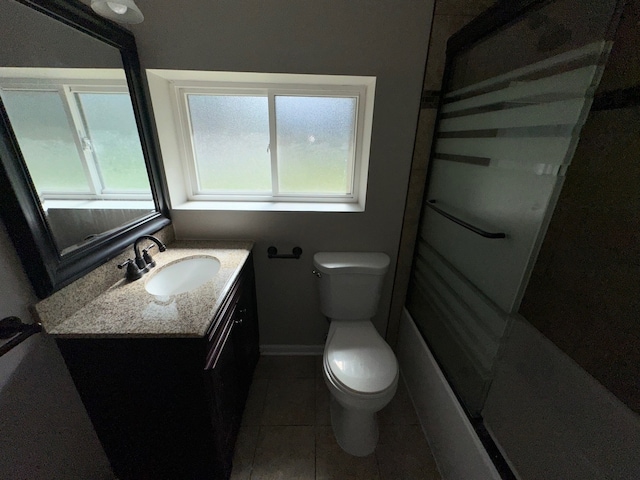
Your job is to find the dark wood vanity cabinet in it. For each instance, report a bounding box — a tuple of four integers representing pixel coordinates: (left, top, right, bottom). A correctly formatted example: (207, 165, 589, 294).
(203, 255, 260, 476)
(56, 256, 259, 480)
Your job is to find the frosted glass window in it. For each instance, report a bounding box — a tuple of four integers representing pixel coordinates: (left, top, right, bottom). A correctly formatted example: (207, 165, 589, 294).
(275, 96, 356, 194)
(187, 95, 271, 192)
(1, 90, 90, 193)
(77, 93, 150, 192)
(152, 71, 376, 206)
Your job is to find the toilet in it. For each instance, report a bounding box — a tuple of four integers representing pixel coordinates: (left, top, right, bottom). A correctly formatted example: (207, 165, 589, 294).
(313, 252, 399, 456)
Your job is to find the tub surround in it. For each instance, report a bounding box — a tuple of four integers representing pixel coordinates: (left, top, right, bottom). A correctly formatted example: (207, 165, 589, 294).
(34, 240, 253, 338)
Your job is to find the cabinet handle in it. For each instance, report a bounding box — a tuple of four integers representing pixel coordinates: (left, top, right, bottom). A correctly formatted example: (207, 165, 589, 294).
(233, 307, 247, 325)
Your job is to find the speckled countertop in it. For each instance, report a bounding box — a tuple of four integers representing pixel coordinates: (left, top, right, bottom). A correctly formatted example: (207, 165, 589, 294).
(34, 240, 253, 338)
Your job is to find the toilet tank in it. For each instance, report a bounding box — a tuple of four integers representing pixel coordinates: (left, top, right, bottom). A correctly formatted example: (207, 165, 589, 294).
(313, 252, 390, 320)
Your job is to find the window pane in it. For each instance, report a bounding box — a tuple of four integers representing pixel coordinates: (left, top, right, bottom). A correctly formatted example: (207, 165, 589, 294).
(187, 95, 271, 193)
(275, 96, 356, 194)
(1, 90, 90, 193)
(77, 93, 150, 193)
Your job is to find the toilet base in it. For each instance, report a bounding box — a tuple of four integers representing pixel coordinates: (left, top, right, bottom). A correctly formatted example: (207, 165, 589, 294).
(330, 396, 379, 457)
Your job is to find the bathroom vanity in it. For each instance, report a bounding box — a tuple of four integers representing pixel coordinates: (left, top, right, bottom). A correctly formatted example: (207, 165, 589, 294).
(35, 242, 258, 480)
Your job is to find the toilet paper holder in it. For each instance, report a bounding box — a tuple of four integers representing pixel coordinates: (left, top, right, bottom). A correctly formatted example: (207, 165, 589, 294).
(267, 246, 303, 259)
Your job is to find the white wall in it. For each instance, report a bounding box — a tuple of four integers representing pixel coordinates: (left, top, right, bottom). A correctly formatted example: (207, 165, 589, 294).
(0, 219, 113, 479)
(130, 0, 434, 345)
(0, 0, 122, 68)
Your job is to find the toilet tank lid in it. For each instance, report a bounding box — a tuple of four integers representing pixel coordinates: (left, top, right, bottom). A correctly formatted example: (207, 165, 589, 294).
(313, 252, 390, 275)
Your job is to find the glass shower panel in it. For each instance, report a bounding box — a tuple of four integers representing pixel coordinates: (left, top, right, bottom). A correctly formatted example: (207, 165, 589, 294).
(407, 0, 618, 417)
(449, 0, 618, 91)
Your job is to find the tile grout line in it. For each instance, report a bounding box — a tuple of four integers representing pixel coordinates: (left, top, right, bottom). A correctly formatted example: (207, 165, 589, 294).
(247, 424, 259, 480)
(247, 377, 269, 480)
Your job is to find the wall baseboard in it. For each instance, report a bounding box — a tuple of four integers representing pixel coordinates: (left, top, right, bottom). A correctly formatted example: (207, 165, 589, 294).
(397, 308, 501, 480)
(260, 344, 324, 355)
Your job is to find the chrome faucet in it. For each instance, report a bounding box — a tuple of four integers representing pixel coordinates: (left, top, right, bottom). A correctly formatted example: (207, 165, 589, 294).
(118, 235, 167, 281)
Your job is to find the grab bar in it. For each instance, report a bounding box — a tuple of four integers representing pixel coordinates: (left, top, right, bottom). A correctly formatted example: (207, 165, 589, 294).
(426, 200, 506, 239)
(0, 316, 42, 358)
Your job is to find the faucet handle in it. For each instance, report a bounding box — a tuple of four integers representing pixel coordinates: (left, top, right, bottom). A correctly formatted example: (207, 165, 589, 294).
(118, 258, 143, 281)
(117, 259, 132, 269)
(142, 247, 156, 268)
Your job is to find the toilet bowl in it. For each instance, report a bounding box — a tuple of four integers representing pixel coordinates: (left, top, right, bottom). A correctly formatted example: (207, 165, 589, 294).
(322, 320, 398, 456)
(313, 252, 399, 456)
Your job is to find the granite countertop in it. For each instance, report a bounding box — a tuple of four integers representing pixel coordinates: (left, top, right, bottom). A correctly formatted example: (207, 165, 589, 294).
(34, 240, 253, 338)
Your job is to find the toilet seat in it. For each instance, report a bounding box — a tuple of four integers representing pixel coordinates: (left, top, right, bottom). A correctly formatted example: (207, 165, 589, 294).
(324, 321, 398, 394)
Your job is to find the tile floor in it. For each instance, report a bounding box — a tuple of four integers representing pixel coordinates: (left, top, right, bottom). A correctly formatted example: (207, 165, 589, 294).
(231, 355, 441, 480)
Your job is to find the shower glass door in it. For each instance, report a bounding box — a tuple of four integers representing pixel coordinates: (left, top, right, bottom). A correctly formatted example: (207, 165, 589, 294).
(406, 0, 621, 418)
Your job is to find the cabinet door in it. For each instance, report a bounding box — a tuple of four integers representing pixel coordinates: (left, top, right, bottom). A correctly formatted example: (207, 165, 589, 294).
(202, 254, 260, 478)
(231, 263, 260, 397)
(57, 338, 217, 480)
(205, 320, 243, 479)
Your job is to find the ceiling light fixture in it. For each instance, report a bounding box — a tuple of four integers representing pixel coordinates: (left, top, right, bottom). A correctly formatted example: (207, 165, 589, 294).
(90, 0, 144, 25)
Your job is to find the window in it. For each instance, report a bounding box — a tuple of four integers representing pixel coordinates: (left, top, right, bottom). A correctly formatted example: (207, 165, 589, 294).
(147, 71, 375, 211)
(0, 76, 150, 201)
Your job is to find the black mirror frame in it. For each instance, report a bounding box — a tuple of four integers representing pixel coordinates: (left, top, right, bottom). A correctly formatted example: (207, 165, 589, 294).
(0, 0, 171, 299)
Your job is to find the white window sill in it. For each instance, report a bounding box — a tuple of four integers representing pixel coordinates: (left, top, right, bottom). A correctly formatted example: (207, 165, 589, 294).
(172, 200, 365, 213)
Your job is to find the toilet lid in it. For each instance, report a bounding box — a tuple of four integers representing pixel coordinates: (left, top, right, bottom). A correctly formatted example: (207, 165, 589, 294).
(326, 322, 398, 393)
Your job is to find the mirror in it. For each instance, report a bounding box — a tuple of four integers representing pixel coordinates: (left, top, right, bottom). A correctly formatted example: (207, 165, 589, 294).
(0, 0, 170, 298)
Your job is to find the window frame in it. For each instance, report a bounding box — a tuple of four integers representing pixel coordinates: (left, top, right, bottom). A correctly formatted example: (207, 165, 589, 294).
(147, 70, 376, 211)
(0, 77, 152, 201)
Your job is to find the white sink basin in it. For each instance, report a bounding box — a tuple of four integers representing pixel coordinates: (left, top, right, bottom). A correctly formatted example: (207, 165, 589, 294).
(145, 256, 221, 297)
